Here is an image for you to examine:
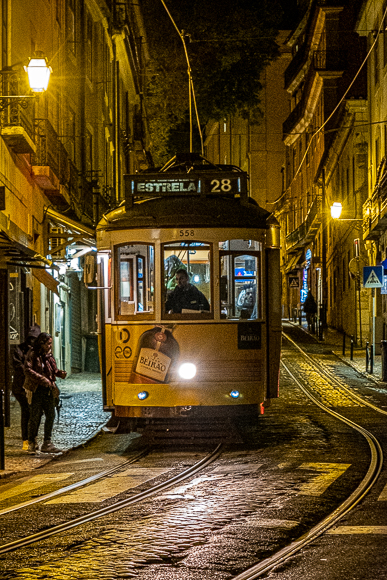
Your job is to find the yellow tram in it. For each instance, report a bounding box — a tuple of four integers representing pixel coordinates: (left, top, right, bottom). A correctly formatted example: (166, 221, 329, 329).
(95, 154, 281, 430)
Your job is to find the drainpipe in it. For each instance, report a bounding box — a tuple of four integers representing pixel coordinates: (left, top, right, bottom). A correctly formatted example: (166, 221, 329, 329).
(321, 169, 328, 330)
(112, 43, 118, 207)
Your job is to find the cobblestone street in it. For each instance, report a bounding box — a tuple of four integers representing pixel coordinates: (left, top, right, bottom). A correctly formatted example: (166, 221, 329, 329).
(2, 373, 108, 477)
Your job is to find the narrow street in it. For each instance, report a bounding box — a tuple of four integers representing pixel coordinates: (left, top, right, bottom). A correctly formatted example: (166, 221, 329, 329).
(1, 324, 386, 579)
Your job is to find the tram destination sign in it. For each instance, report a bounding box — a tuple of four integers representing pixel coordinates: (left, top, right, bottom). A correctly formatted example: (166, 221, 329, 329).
(125, 171, 247, 204)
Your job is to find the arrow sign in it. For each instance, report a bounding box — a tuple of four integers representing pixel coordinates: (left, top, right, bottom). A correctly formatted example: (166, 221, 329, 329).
(363, 266, 383, 288)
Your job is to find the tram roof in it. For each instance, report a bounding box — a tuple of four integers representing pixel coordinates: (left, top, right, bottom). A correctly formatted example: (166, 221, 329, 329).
(97, 194, 273, 232)
(97, 155, 277, 232)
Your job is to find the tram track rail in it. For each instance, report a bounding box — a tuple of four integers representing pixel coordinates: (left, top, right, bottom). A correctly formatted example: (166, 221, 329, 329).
(230, 334, 384, 580)
(0, 448, 150, 517)
(283, 330, 387, 416)
(0, 444, 222, 555)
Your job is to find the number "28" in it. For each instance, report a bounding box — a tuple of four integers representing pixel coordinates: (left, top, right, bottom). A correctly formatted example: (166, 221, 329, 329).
(211, 178, 232, 192)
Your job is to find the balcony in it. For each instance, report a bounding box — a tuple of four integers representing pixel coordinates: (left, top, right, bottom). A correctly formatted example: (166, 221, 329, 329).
(31, 119, 71, 205)
(363, 163, 387, 240)
(313, 50, 346, 76)
(284, 43, 308, 89)
(285, 196, 322, 251)
(283, 92, 307, 138)
(0, 73, 35, 154)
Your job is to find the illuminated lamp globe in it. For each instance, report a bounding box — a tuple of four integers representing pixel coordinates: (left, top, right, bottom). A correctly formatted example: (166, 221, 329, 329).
(24, 52, 52, 92)
(331, 202, 343, 219)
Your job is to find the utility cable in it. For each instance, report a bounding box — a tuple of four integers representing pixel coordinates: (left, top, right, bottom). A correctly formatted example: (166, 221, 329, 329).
(159, 0, 204, 154)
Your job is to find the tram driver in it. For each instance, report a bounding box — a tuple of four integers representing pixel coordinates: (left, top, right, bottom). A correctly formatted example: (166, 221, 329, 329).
(165, 268, 210, 314)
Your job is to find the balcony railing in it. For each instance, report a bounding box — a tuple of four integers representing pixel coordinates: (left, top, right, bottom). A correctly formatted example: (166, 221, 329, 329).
(283, 92, 306, 137)
(363, 163, 387, 239)
(313, 50, 347, 72)
(285, 196, 321, 251)
(0, 73, 35, 153)
(31, 119, 76, 206)
(32, 119, 66, 181)
(284, 42, 308, 89)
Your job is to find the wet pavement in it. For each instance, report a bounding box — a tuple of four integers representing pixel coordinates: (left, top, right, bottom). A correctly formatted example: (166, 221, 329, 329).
(2, 321, 385, 480)
(1, 373, 108, 478)
(289, 319, 384, 383)
(1, 327, 386, 579)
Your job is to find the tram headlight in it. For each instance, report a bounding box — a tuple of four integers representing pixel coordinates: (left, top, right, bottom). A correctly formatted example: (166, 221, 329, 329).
(137, 391, 149, 400)
(229, 390, 240, 399)
(178, 363, 197, 380)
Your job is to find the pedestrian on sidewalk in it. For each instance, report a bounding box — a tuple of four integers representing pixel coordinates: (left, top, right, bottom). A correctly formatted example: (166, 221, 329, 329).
(303, 291, 317, 333)
(12, 324, 41, 451)
(23, 332, 67, 454)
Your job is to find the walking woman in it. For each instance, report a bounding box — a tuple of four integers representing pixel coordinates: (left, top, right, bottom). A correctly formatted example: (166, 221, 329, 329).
(23, 332, 67, 453)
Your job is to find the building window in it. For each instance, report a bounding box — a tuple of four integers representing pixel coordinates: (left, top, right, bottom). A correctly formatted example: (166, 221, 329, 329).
(374, 28, 380, 85)
(56, 0, 62, 25)
(2, 0, 8, 67)
(85, 129, 92, 176)
(348, 250, 351, 288)
(292, 147, 296, 177)
(384, 3, 387, 67)
(86, 12, 93, 81)
(67, 107, 76, 161)
(343, 257, 346, 292)
(67, 0, 75, 55)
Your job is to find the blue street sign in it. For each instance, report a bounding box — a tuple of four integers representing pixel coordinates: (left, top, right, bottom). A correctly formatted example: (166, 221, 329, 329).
(363, 265, 383, 288)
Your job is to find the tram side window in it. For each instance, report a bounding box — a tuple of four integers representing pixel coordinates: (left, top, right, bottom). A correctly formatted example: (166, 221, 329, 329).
(116, 244, 154, 317)
(163, 241, 212, 317)
(220, 240, 261, 320)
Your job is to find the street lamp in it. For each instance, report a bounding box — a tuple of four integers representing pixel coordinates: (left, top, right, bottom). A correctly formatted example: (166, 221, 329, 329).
(0, 51, 52, 110)
(24, 52, 52, 92)
(330, 202, 363, 221)
(331, 202, 343, 219)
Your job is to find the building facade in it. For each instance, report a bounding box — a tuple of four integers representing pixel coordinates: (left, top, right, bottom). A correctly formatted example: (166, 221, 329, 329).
(0, 0, 150, 423)
(274, 0, 369, 342)
(204, 31, 292, 213)
(357, 0, 387, 348)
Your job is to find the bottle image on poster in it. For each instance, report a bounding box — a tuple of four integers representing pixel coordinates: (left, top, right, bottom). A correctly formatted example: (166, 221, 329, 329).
(129, 325, 180, 384)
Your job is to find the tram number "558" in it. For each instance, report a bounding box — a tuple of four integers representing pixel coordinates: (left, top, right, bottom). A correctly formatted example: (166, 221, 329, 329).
(179, 229, 195, 237)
